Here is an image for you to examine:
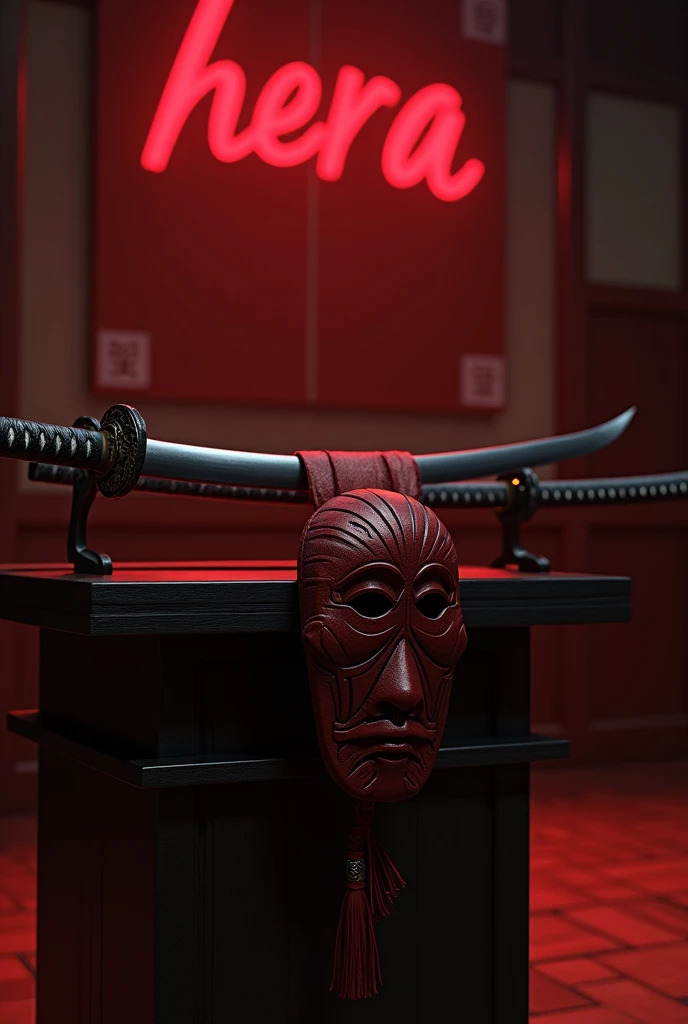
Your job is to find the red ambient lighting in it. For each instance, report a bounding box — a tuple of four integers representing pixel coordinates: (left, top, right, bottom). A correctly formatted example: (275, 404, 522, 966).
(140, 0, 486, 202)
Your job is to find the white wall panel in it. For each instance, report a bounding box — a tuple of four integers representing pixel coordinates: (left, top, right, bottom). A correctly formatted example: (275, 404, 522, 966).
(587, 93, 682, 291)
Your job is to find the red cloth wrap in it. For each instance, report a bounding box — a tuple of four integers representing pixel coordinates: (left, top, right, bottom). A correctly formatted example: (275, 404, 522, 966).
(295, 450, 421, 508)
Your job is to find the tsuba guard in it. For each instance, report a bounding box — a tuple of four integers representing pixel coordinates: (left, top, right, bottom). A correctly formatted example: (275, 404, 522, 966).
(97, 404, 147, 499)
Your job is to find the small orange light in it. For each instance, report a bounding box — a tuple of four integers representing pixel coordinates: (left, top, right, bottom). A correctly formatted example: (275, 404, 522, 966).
(511, 477, 520, 486)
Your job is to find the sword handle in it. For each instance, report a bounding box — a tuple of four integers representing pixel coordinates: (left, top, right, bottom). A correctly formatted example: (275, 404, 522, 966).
(0, 416, 105, 471)
(2, 404, 147, 498)
(540, 473, 688, 505)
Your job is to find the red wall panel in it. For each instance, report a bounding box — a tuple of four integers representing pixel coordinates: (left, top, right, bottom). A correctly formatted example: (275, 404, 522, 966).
(93, 0, 506, 412)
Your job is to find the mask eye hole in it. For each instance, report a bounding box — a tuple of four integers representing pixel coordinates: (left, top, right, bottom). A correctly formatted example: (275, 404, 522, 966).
(349, 591, 395, 618)
(417, 592, 449, 619)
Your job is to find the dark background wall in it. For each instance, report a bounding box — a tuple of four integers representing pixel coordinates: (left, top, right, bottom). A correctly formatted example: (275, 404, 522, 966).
(0, 0, 686, 812)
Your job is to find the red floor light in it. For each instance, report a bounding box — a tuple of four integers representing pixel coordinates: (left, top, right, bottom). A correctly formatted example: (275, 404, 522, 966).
(1, 761, 687, 1020)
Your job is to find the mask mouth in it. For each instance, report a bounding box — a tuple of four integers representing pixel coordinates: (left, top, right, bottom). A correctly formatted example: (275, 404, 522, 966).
(342, 735, 434, 777)
(364, 742, 422, 762)
(332, 718, 436, 745)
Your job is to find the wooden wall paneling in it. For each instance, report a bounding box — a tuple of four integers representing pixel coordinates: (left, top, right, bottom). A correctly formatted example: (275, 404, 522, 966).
(586, 526, 688, 760)
(586, 0, 686, 81)
(589, 286, 688, 316)
(577, 3, 688, 764)
(585, 311, 688, 477)
(557, 0, 588, 453)
(0, 0, 36, 813)
(586, 70, 688, 107)
(14, 499, 508, 567)
(454, 523, 506, 570)
(0, 1, 22, 420)
(0, 0, 22, 557)
(2, 0, 687, 822)
(587, 95, 682, 293)
(550, 0, 593, 763)
(509, 0, 563, 60)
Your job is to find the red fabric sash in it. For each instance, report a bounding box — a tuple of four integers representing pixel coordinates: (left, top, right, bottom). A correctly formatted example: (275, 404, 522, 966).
(295, 450, 421, 508)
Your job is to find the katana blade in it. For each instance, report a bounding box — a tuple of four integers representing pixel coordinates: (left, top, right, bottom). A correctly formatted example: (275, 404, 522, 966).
(1, 404, 635, 496)
(143, 407, 636, 487)
(417, 407, 636, 484)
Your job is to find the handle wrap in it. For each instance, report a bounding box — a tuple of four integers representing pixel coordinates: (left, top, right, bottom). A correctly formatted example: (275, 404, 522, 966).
(538, 473, 688, 506)
(425, 473, 688, 508)
(0, 417, 105, 470)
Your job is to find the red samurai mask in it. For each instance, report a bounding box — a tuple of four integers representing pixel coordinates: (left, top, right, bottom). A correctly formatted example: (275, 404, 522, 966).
(295, 452, 468, 1000)
(298, 488, 467, 802)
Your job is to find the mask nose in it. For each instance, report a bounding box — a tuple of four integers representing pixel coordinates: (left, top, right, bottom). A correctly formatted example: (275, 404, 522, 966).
(370, 638, 424, 720)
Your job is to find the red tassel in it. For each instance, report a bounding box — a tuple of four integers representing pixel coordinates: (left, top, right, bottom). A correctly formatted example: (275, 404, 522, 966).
(330, 803, 406, 999)
(354, 801, 406, 921)
(330, 866, 381, 1000)
(365, 826, 406, 921)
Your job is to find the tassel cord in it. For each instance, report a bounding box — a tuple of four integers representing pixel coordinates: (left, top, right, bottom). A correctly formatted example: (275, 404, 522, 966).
(330, 802, 407, 1000)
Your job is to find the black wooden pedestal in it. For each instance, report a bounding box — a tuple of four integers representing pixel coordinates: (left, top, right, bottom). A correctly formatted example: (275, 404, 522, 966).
(1, 563, 631, 1024)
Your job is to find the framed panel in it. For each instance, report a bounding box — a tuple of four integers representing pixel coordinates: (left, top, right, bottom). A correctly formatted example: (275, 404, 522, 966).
(92, 0, 507, 412)
(509, 0, 563, 61)
(587, 93, 682, 291)
(586, 0, 686, 80)
(585, 310, 687, 477)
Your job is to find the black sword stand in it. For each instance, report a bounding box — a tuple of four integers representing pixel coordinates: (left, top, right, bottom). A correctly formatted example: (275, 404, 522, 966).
(66, 417, 112, 575)
(67, 476, 112, 576)
(28, 459, 112, 573)
(491, 467, 550, 574)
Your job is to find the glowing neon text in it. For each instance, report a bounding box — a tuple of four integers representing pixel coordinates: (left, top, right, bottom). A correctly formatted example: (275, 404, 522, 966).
(141, 0, 486, 202)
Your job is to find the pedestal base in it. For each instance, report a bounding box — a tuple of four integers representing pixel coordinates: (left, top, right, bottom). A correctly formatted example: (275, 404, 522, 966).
(0, 563, 630, 1023)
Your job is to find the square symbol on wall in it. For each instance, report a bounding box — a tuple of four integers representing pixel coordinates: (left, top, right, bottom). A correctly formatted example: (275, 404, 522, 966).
(96, 330, 151, 390)
(460, 354, 506, 409)
(462, 0, 508, 46)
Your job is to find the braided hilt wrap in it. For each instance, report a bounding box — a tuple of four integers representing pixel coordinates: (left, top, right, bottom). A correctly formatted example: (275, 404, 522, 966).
(539, 472, 688, 506)
(1, 405, 146, 499)
(0, 416, 105, 471)
(424, 472, 688, 509)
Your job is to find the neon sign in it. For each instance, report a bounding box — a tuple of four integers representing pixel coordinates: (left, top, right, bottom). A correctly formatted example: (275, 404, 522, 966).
(141, 0, 486, 202)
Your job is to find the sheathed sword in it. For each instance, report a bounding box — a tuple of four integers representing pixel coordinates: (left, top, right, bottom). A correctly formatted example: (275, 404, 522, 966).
(0, 403, 635, 496)
(11, 403, 687, 575)
(29, 461, 688, 510)
(27, 458, 688, 576)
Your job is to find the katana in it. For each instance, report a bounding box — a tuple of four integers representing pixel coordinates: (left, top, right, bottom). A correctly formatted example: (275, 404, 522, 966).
(28, 461, 688, 510)
(0, 404, 635, 497)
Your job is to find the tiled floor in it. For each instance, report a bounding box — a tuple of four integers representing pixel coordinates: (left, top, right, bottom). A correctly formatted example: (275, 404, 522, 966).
(1, 761, 687, 1022)
(0, 812, 36, 1024)
(528, 760, 688, 1023)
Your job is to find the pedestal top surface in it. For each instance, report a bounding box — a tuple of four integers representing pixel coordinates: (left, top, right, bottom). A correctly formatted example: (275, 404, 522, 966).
(0, 561, 631, 634)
